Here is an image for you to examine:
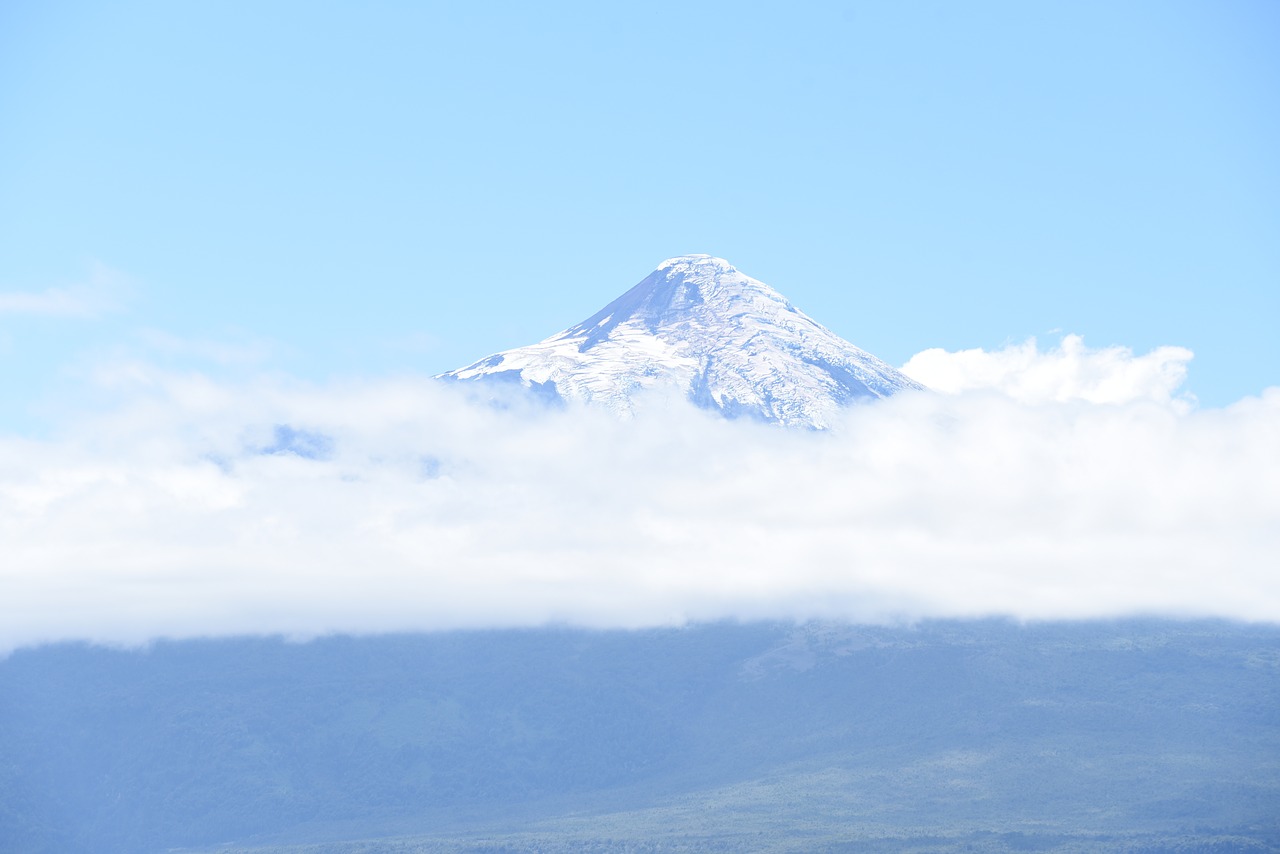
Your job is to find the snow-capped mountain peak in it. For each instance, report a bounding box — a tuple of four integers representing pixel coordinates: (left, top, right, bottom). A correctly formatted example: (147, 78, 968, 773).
(439, 255, 923, 428)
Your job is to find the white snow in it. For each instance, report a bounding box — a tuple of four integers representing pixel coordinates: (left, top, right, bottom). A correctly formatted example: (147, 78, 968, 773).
(439, 255, 924, 428)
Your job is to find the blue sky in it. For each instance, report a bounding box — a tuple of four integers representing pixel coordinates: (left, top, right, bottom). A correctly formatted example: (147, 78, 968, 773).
(4, 1, 1280, 647)
(2, 0, 1278, 434)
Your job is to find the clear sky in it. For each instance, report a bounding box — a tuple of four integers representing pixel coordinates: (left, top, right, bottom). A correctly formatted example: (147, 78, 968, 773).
(2, 0, 1277, 431)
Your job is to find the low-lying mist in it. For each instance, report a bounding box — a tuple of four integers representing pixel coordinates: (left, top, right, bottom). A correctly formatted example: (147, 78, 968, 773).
(2, 337, 1277, 652)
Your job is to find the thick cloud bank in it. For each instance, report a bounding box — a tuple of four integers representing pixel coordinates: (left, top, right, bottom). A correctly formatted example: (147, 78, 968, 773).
(902, 334, 1195, 407)
(2, 342, 1278, 651)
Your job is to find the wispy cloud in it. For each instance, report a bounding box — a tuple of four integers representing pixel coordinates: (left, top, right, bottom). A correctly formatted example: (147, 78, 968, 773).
(0, 263, 132, 318)
(1, 342, 1276, 653)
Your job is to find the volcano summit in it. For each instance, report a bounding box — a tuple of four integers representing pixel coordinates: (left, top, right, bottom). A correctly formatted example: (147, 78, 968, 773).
(440, 255, 923, 427)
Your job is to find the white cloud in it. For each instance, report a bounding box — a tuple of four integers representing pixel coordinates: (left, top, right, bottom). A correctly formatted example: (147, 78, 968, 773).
(0, 262, 131, 318)
(1, 349, 1277, 653)
(901, 335, 1195, 408)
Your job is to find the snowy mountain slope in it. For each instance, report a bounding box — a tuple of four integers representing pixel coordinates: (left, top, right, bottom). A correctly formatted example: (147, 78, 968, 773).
(439, 255, 925, 427)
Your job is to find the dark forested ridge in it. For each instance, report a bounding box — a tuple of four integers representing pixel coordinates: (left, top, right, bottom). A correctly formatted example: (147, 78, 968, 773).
(1, 620, 1278, 853)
